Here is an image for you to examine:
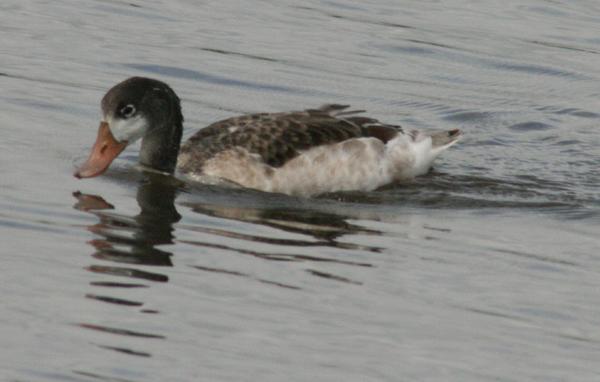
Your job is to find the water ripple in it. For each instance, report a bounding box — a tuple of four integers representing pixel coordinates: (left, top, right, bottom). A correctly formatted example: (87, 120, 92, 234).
(508, 121, 554, 131)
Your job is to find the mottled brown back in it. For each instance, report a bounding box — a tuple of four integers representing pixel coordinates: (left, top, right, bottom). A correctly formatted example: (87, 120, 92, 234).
(178, 104, 403, 169)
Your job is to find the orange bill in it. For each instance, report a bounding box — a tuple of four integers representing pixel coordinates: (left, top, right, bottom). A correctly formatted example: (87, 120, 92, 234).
(74, 122, 127, 178)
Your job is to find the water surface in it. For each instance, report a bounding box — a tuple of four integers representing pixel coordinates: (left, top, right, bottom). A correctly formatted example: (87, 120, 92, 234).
(1, 0, 599, 381)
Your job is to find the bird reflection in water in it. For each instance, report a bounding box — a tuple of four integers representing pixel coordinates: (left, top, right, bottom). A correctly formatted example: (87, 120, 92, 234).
(182, 200, 381, 261)
(74, 173, 181, 283)
(73, 172, 384, 358)
(75, 173, 382, 306)
(73, 173, 181, 352)
(177, 186, 381, 287)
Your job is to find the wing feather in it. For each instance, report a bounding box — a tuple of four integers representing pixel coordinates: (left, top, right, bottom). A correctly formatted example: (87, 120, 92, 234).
(178, 105, 402, 170)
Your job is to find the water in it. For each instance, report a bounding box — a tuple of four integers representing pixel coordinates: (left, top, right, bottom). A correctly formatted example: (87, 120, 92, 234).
(1, 0, 600, 380)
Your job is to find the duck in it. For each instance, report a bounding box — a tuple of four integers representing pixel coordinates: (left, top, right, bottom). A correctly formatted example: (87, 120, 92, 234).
(74, 77, 461, 196)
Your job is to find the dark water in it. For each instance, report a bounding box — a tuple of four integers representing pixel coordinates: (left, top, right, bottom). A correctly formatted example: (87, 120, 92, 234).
(1, 0, 600, 381)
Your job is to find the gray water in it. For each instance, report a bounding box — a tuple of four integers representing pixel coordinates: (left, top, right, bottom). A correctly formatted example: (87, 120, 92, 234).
(1, 0, 600, 381)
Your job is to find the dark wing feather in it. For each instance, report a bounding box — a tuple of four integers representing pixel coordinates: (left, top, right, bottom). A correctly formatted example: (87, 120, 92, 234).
(179, 105, 402, 169)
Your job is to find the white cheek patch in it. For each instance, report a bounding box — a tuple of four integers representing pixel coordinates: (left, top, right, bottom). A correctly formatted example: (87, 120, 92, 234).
(104, 115, 149, 143)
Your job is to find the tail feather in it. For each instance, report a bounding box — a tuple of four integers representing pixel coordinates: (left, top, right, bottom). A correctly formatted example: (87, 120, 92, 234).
(430, 129, 462, 148)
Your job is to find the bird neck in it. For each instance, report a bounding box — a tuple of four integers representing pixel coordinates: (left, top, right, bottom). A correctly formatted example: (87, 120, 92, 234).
(139, 120, 183, 174)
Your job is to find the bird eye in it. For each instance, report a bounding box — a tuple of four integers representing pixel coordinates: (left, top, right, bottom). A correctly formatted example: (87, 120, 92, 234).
(119, 104, 136, 119)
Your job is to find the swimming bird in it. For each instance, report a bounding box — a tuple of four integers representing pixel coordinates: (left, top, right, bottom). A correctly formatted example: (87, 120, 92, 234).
(74, 77, 461, 196)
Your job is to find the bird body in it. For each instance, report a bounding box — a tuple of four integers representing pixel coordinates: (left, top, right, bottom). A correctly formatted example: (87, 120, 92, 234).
(75, 77, 461, 196)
